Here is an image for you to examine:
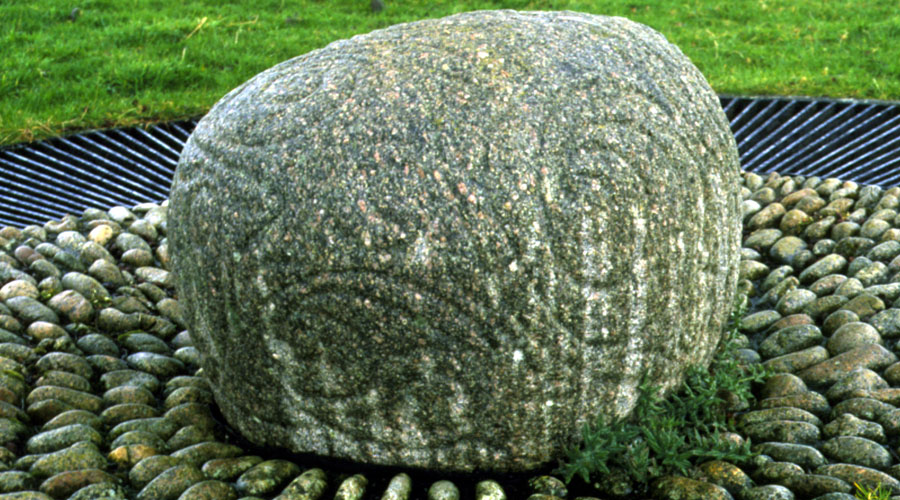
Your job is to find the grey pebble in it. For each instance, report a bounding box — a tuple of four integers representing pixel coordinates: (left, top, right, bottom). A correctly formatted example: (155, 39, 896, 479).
(177, 480, 238, 500)
(29, 441, 106, 478)
(775, 289, 817, 316)
(169, 441, 243, 467)
(776, 474, 852, 497)
(126, 351, 185, 377)
(741, 310, 782, 333)
(823, 413, 886, 443)
(122, 249, 155, 267)
(201, 456, 264, 482)
(742, 420, 820, 444)
(130, 455, 181, 489)
(136, 463, 205, 500)
(809, 274, 847, 296)
(109, 417, 178, 441)
(799, 254, 848, 284)
(821, 436, 892, 469)
(740, 484, 795, 500)
(35, 351, 92, 380)
(25, 423, 103, 454)
(746, 228, 784, 250)
(759, 324, 823, 359)
(115, 232, 151, 254)
(815, 463, 900, 493)
(334, 474, 367, 500)
(120, 332, 171, 356)
(825, 368, 888, 403)
(380, 473, 413, 500)
(823, 309, 859, 335)
(753, 443, 828, 469)
(236, 459, 301, 496)
(68, 482, 129, 500)
(4, 296, 58, 325)
(869, 308, 900, 338)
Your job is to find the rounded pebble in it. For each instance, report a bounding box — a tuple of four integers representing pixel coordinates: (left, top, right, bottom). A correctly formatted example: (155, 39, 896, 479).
(177, 480, 238, 500)
(278, 466, 330, 500)
(822, 436, 892, 469)
(334, 474, 367, 500)
(428, 480, 459, 500)
(136, 463, 205, 500)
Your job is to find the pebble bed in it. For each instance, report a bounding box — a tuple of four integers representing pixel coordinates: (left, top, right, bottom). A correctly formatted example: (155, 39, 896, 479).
(2, 169, 900, 499)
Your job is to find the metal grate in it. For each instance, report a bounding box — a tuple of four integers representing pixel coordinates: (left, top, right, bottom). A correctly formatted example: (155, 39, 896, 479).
(0, 120, 195, 228)
(3, 96, 900, 228)
(722, 95, 900, 186)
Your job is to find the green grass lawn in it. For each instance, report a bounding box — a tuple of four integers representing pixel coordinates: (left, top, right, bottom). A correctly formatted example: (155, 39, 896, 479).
(2, 0, 899, 146)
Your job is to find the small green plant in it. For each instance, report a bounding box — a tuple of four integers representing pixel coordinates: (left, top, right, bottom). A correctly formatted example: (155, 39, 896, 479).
(555, 296, 770, 494)
(854, 482, 892, 500)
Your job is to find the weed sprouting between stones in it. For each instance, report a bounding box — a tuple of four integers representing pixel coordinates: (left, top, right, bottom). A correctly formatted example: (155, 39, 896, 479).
(554, 295, 770, 496)
(854, 481, 893, 500)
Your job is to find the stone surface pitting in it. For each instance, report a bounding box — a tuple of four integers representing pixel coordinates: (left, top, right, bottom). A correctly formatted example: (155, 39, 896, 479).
(169, 10, 741, 472)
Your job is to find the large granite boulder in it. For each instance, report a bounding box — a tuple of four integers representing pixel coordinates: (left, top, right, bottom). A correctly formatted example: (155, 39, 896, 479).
(170, 10, 741, 472)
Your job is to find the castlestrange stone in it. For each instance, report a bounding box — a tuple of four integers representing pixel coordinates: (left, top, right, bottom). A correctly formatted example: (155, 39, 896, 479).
(170, 10, 741, 472)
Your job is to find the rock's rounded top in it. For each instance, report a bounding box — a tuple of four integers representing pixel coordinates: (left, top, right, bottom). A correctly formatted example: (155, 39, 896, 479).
(171, 10, 741, 473)
(189, 10, 726, 171)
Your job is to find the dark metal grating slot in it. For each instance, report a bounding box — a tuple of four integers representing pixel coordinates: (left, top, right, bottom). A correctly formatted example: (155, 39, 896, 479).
(1, 119, 196, 227)
(3, 96, 900, 228)
(720, 95, 900, 185)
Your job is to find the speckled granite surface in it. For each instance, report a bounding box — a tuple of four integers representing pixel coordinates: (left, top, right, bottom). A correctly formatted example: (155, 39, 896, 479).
(169, 10, 741, 472)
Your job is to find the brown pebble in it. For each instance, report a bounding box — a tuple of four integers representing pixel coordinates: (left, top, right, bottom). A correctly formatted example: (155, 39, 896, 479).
(770, 313, 815, 331)
(109, 444, 160, 469)
(14, 245, 44, 265)
(47, 290, 94, 323)
(0, 280, 40, 301)
(798, 344, 898, 387)
(39, 468, 119, 499)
